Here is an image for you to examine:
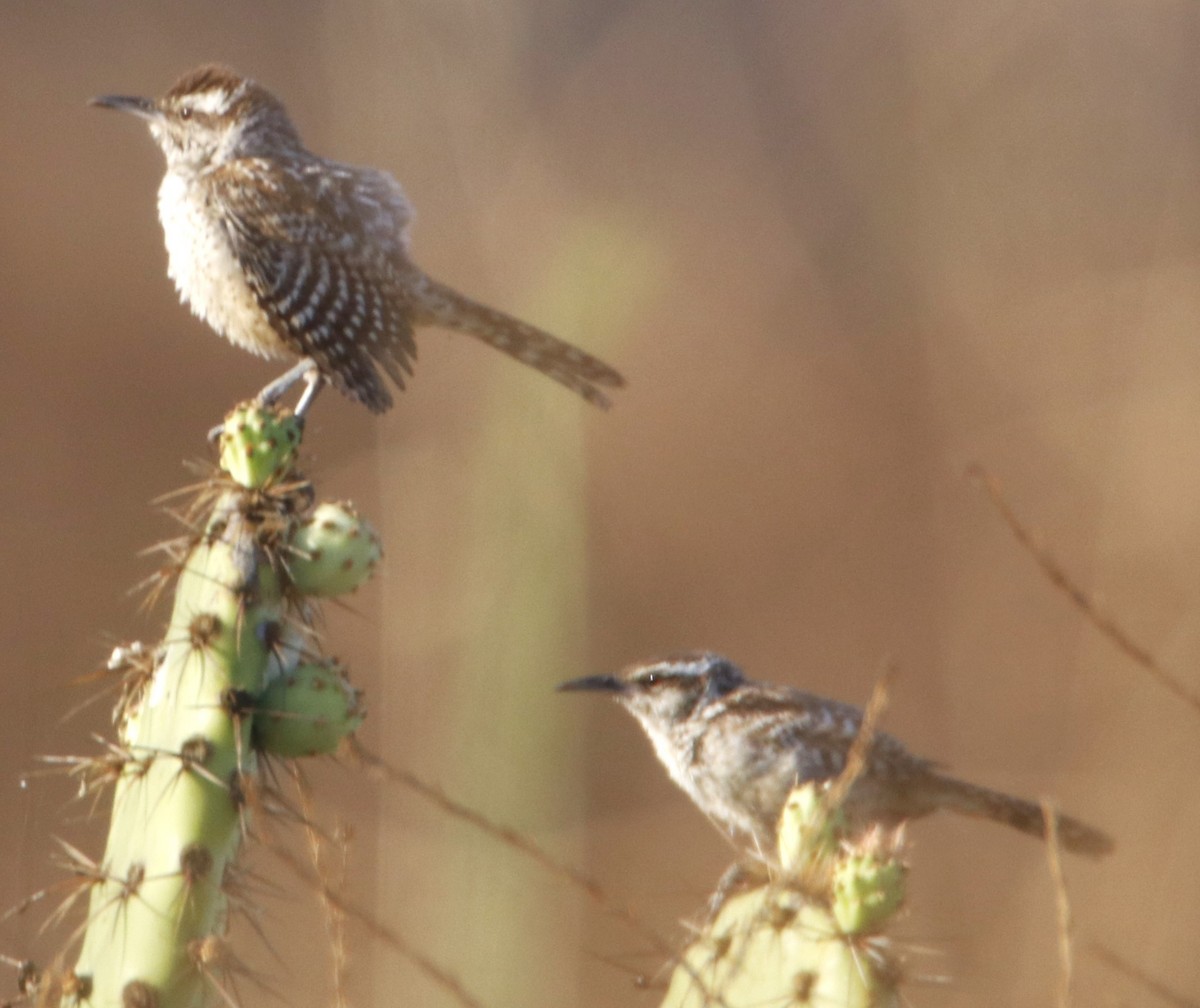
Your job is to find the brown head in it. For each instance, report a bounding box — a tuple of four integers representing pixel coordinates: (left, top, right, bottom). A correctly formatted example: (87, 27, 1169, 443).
(90, 64, 304, 170)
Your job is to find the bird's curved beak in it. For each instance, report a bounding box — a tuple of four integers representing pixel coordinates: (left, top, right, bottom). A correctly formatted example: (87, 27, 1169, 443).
(557, 674, 625, 694)
(89, 94, 160, 122)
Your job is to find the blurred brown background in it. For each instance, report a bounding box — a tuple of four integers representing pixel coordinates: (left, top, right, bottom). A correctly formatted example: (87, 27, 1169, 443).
(2, 2, 1198, 1006)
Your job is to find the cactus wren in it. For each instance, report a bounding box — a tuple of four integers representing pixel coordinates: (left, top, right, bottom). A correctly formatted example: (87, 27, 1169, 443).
(560, 652, 1112, 858)
(91, 64, 624, 413)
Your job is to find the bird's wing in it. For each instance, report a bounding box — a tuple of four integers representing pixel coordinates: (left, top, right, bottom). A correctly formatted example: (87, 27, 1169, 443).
(206, 157, 417, 413)
(733, 689, 933, 782)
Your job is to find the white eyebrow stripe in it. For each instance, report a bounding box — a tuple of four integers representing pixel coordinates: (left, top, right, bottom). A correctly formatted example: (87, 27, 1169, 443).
(186, 82, 245, 115)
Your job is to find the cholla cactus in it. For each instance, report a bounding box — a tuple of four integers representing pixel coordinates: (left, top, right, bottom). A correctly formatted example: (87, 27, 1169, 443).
(58, 403, 377, 1008)
(661, 782, 905, 1008)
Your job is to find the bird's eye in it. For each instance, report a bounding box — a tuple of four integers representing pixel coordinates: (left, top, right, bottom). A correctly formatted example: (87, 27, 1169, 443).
(644, 672, 660, 686)
(179, 106, 193, 120)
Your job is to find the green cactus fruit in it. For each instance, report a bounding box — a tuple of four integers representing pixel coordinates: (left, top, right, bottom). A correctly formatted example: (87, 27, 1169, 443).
(832, 845, 907, 936)
(287, 501, 381, 597)
(253, 660, 365, 758)
(216, 402, 302, 489)
(777, 781, 846, 870)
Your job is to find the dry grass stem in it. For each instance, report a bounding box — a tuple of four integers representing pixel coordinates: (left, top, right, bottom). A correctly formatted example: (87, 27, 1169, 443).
(1040, 799, 1072, 1008)
(969, 464, 1200, 717)
(1090, 943, 1198, 1008)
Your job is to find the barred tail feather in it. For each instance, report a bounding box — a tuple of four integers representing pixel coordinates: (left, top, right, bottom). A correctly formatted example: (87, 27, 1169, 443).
(412, 275, 625, 408)
(929, 774, 1113, 858)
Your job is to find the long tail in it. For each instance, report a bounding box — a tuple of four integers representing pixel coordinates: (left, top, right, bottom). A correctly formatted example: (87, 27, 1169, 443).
(410, 274, 625, 408)
(928, 774, 1113, 858)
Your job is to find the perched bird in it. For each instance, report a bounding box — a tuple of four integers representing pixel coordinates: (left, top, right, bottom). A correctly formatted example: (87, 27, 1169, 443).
(91, 64, 624, 414)
(560, 652, 1112, 858)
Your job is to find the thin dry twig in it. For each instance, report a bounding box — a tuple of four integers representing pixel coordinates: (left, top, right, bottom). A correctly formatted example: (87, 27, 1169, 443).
(1090, 943, 1199, 1008)
(349, 740, 731, 1008)
(827, 661, 895, 812)
(352, 741, 606, 898)
(267, 842, 485, 1008)
(1040, 799, 1072, 1008)
(289, 767, 351, 1008)
(969, 464, 1200, 718)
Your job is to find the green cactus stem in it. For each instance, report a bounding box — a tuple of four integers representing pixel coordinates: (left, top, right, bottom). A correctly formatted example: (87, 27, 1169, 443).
(660, 782, 904, 1008)
(64, 403, 376, 1008)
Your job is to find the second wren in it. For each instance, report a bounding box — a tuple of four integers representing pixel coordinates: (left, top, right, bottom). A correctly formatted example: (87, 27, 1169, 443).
(91, 65, 624, 414)
(561, 652, 1113, 858)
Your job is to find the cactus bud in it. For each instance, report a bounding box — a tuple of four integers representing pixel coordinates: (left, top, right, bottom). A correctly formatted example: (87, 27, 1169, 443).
(287, 502, 381, 597)
(254, 661, 365, 758)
